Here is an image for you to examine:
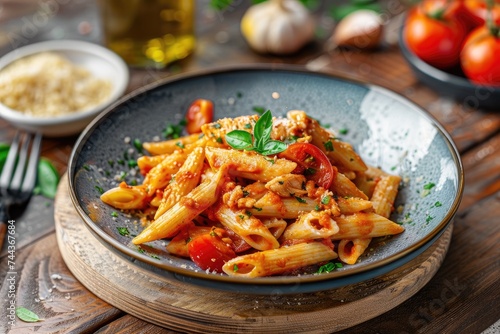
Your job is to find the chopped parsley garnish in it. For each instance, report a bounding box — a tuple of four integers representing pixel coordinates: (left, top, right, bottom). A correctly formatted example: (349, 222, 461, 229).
(117, 227, 130, 236)
(423, 182, 435, 190)
(111, 211, 119, 218)
(317, 262, 343, 274)
(434, 201, 443, 207)
(294, 195, 307, 203)
(176, 142, 185, 149)
(244, 123, 252, 129)
(339, 128, 349, 135)
(233, 264, 239, 272)
(213, 123, 222, 129)
(95, 185, 104, 194)
(323, 140, 334, 152)
(321, 195, 331, 205)
(242, 190, 250, 197)
(253, 206, 262, 211)
(162, 121, 185, 139)
(133, 138, 143, 153)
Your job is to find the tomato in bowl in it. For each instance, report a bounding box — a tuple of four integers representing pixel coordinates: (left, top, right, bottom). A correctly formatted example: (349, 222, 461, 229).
(400, 0, 500, 109)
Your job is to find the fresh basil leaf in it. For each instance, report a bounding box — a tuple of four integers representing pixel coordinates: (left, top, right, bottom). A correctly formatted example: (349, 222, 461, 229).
(254, 110, 272, 149)
(225, 130, 254, 150)
(16, 307, 42, 322)
(261, 140, 287, 155)
(35, 158, 60, 199)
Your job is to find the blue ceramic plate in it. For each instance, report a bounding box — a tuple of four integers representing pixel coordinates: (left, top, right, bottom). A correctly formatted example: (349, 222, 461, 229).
(69, 66, 463, 292)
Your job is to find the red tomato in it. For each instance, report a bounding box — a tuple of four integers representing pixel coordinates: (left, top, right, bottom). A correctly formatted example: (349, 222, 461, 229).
(464, 0, 500, 28)
(188, 232, 236, 272)
(461, 25, 500, 86)
(278, 143, 334, 189)
(404, 6, 467, 69)
(185, 99, 214, 134)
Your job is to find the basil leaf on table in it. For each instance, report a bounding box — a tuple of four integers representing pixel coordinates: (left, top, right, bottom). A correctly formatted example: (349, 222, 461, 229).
(16, 307, 42, 322)
(34, 158, 60, 199)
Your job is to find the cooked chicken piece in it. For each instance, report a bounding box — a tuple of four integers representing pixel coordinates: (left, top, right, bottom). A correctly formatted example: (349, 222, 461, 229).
(265, 174, 308, 197)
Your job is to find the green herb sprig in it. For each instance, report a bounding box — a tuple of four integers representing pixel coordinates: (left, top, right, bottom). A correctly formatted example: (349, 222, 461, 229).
(225, 110, 287, 156)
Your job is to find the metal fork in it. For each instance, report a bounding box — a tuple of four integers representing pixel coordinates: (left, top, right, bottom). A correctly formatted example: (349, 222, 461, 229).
(0, 131, 42, 251)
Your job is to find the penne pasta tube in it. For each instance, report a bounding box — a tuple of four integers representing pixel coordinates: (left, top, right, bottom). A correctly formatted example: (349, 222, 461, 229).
(155, 147, 205, 219)
(222, 242, 338, 277)
(205, 147, 297, 182)
(262, 218, 288, 240)
(331, 212, 404, 240)
(288, 110, 367, 172)
(143, 150, 188, 196)
(250, 192, 317, 219)
(281, 210, 340, 241)
(338, 238, 372, 265)
(215, 204, 279, 251)
(143, 133, 201, 155)
(330, 172, 369, 200)
(370, 174, 401, 219)
(137, 154, 169, 175)
(132, 165, 229, 244)
(100, 182, 149, 210)
(336, 196, 374, 215)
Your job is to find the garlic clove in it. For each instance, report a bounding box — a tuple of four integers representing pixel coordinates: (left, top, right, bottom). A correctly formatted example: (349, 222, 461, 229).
(241, 0, 315, 55)
(332, 9, 383, 50)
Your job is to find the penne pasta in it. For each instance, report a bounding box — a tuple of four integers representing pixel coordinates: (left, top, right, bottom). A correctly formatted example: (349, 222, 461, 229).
(132, 165, 229, 244)
(331, 212, 404, 240)
(338, 238, 372, 265)
(143, 133, 200, 155)
(205, 147, 297, 182)
(143, 150, 188, 196)
(222, 242, 338, 277)
(370, 174, 401, 219)
(100, 182, 149, 210)
(100, 108, 405, 278)
(281, 210, 340, 241)
(154, 147, 205, 219)
(215, 203, 280, 251)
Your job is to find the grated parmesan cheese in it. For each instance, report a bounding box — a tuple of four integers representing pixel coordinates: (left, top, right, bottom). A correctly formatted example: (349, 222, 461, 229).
(0, 52, 112, 117)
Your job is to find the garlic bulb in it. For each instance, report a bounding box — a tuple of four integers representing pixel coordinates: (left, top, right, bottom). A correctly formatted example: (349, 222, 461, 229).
(241, 0, 315, 55)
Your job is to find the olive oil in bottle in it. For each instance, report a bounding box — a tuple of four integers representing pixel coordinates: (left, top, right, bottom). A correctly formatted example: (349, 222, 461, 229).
(98, 0, 195, 68)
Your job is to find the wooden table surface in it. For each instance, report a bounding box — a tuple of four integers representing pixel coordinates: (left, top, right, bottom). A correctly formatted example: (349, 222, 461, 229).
(1, 1, 499, 333)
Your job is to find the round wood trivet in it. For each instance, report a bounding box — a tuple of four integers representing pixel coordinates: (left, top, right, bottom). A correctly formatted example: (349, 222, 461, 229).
(54, 175, 452, 334)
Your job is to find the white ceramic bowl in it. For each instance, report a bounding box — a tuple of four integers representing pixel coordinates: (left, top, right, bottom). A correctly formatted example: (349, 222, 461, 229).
(0, 40, 129, 137)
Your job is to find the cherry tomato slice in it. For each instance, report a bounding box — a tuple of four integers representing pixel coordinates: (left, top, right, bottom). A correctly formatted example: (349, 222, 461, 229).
(278, 143, 334, 189)
(186, 99, 214, 134)
(188, 232, 236, 272)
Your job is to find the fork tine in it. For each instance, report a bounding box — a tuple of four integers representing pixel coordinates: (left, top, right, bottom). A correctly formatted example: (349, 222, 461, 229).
(21, 132, 42, 193)
(0, 131, 21, 190)
(11, 133, 31, 191)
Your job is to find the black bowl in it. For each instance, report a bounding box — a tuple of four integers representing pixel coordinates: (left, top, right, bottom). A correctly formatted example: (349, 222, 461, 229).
(399, 30, 500, 110)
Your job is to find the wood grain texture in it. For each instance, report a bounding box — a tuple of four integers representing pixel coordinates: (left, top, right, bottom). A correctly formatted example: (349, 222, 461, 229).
(54, 175, 452, 334)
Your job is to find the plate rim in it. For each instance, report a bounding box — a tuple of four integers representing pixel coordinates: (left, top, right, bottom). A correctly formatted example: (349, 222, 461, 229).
(68, 64, 464, 286)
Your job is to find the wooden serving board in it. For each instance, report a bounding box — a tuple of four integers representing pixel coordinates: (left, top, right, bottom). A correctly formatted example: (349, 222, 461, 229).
(54, 175, 452, 334)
